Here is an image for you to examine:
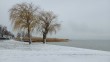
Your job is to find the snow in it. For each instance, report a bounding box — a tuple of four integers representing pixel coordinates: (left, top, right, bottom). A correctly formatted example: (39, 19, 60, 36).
(0, 40, 110, 62)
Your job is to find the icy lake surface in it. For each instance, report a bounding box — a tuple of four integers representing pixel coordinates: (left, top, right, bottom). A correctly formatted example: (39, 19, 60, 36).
(47, 40, 110, 51)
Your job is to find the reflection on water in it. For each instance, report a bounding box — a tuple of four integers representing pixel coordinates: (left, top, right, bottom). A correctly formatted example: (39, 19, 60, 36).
(47, 40, 110, 51)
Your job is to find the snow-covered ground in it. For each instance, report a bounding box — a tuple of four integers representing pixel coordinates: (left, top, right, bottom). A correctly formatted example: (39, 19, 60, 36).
(0, 40, 110, 62)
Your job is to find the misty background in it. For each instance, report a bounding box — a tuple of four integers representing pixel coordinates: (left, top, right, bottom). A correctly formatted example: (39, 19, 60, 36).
(0, 0, 110, 40)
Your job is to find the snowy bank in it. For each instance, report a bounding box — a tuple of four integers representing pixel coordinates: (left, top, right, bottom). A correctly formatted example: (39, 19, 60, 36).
(0, 40, 110, 62)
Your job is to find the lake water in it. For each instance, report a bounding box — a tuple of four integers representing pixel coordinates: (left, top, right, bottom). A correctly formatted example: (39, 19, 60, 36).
(47, 40, 110, 52)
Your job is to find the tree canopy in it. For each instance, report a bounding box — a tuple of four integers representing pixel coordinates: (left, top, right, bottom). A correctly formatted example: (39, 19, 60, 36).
(9, 2, 61, 44)
(9, 2, 39, 44)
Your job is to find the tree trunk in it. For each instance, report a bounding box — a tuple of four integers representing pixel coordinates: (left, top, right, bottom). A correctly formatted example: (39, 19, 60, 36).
(43, 33, 47, 44)
(27, 21, 31, 45)
(1, 33, 3, 37)
(28, 27, 31, 44)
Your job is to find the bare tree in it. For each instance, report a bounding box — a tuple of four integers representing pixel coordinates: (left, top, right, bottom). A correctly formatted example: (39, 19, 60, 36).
(2, 26, 7, 37)
(17, 32, 21, 38)
(9, 2, 39, 44)
(38, 11, 61, 44)
(0, 25, 2, 37)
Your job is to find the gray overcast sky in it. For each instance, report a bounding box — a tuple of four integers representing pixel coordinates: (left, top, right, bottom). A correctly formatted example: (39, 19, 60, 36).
(0, 0, 110, 40)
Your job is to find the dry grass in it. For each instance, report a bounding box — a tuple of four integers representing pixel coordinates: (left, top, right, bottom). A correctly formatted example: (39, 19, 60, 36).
(16, 37, 69, 42)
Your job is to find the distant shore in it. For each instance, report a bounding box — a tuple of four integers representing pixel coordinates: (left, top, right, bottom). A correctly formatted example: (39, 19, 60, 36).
(16, 37, 69, 42)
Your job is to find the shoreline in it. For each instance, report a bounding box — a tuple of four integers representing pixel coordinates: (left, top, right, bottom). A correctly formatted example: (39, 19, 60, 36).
(16, 37, 69, 42)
